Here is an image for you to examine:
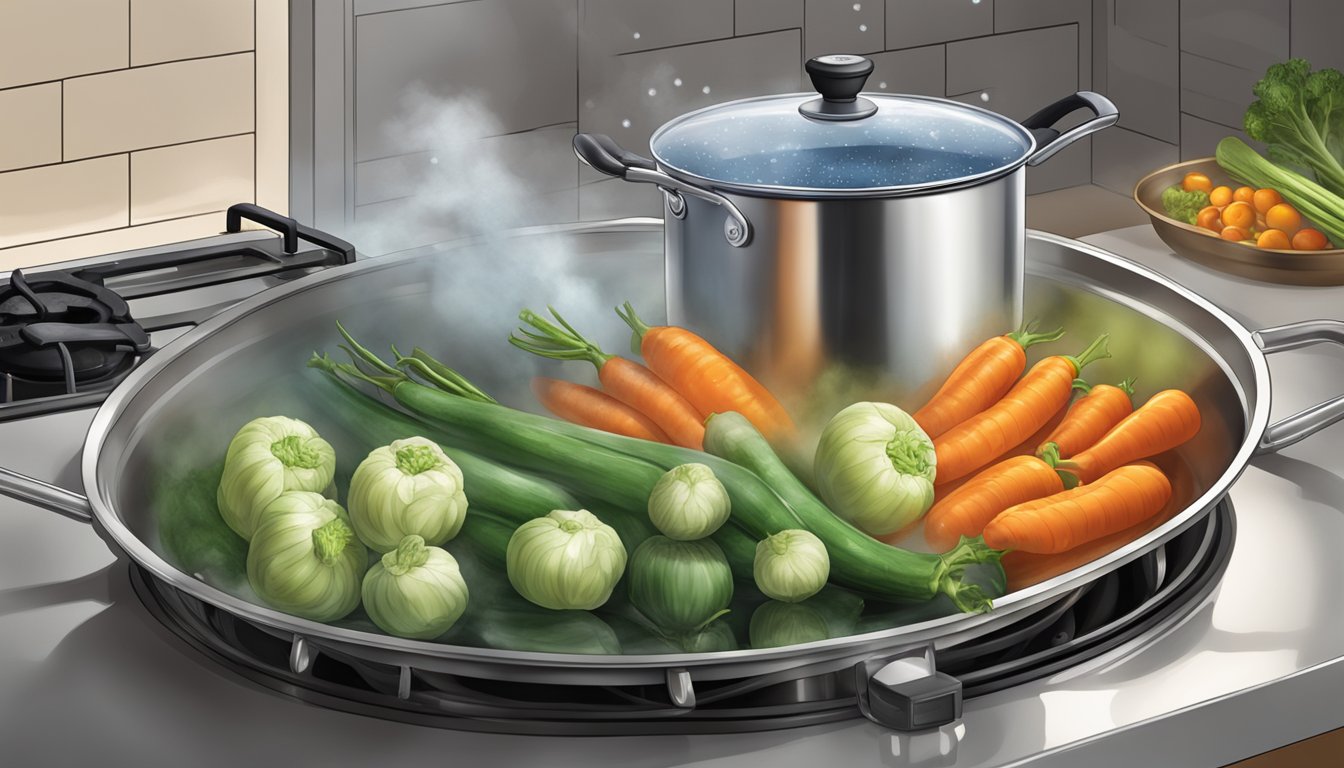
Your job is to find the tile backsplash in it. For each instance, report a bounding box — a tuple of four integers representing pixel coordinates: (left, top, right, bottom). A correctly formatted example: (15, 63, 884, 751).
(1092, 0, 1343, 195)
(0, 0, 286, 268)
(314, 0, 1097, 249)
(3, 0, 1340, 262)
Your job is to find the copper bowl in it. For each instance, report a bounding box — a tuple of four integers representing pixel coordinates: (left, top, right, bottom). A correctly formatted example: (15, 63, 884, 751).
(1134, 157, 1344, 285)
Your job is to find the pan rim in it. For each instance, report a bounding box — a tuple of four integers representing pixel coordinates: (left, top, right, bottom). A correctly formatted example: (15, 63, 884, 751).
(78, 222, 1272, 680)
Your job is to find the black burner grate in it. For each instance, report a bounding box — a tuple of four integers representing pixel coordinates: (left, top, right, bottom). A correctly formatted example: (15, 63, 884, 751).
(0, 204, 354, 420)
(132, 502, 1235, 736)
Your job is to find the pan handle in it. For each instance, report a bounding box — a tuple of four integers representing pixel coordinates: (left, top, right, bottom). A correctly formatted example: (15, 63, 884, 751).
(1021, 91, 1119, 166)
(1253, 319, 1344, 454)
(573, 133, 752, 247)
(0, 466, 93, 524)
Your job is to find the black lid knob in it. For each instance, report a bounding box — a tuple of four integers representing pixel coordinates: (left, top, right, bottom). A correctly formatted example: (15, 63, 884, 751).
(800, 54, 878, 121)
(806, 54, 873, 101)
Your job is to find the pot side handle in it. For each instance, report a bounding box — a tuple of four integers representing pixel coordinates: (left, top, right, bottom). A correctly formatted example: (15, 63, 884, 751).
(0, 466, 93, 524)
(1021, 92, 1119, 167)
(1253, 319, 1344, 454)
(572, 133, 752, 247)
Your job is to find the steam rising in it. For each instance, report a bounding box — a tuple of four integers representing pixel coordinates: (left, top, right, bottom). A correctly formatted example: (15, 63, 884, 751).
(347, 89, 551, 255)
(343, 90, 660, 399)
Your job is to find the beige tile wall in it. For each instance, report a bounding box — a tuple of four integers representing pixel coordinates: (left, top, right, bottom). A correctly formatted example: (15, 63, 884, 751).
(0, 0, 287, 269)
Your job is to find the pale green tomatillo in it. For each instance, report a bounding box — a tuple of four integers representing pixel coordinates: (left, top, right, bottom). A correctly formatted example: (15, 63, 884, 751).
(362, 534, 469, 640)
(217, 415, 336, 541)
(246, 492, 365, 623)
(813, 402, 936, 536)
(347, 436, 468, 553)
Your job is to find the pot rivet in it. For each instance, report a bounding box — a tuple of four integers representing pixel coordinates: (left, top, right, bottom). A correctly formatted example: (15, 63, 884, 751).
(723, 216, 750, 247)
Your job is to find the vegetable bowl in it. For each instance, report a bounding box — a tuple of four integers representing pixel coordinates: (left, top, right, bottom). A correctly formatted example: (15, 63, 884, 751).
(1134, 157, 1344, 285)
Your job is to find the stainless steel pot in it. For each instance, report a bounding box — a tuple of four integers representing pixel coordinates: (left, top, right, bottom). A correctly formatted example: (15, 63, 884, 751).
(3, 222, 1343, 731)
(575, 54, 1119, 394)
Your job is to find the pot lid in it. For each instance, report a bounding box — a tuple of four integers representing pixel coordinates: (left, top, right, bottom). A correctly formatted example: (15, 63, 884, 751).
(648, 54, 1036, 198)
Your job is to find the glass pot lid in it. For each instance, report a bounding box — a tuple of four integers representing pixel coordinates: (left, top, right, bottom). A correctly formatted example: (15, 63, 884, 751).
(648, 54, 1036, 198)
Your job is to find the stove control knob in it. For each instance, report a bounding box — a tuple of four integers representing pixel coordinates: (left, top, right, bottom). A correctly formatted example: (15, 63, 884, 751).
(867, 670, 962, 731)
(856, 646, 962, 732)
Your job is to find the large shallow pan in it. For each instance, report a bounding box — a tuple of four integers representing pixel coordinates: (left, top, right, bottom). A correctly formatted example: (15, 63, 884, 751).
(2, 220, 1342, 703)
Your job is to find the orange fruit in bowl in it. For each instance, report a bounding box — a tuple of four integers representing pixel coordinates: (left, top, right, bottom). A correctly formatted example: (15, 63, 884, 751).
(1252, 188, 1282, 213)
(1183, 172, 1213, 193)
(1220, 225, 1250, 242)
(1209, 186, 1233, 206)
(1195, 206, 1223, 231)
(1256, 229, 1291, 250)
(1233, 186, 1255, 204)
(1292, 228, 1330, 250)
(1221, 201, 1256, 229)
(1265, 203, 1302, 232)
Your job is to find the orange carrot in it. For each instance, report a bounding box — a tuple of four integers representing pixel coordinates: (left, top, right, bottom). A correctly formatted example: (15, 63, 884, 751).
(617, 302, 795, 441)
(933, 335, 1110, 486)
(1039, 378, 1135, 458)
(1057, 389, 1201, 486)
(512, 308, 706, 449)
(993, 380, 1089, 463)
(1000, 451, 1193, 590)
(932, 388, 1077, 505)
(913, 322, 1065, 438)
(531, 377, 671, 443)
(924, 455, 1066, 552)
(982, 462, 1172, 553)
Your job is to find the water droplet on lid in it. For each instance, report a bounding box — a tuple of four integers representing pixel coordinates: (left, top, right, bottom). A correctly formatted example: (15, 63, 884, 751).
(702, 85, 711, 94)
(622, 119, 631, 128)
(429, 157, 439, 165)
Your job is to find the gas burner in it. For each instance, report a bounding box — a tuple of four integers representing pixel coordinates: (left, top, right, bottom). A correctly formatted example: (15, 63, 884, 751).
(0, 270, 151, 401)
(0, 203, 354, 417)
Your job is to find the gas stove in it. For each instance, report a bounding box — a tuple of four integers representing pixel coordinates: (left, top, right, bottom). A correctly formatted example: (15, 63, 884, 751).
(1, 220, 1343, 767)
(0, 204, 353, 419)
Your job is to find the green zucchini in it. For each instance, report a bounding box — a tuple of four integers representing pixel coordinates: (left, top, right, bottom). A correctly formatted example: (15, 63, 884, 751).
(856, 561, 1009, 633)
(585, 501, 658, 559)
(702, 412, 1002, 612)
(711, 518, 761, 579)
(309, 371, 580, 517)
(456, 509, 517, 570)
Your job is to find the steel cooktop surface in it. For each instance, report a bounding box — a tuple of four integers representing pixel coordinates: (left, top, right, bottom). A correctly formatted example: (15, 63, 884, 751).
(1, 224, 1342, 767)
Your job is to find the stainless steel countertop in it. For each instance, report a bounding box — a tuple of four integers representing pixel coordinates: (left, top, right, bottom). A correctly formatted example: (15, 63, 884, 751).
(2, 224, 1343, 766)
